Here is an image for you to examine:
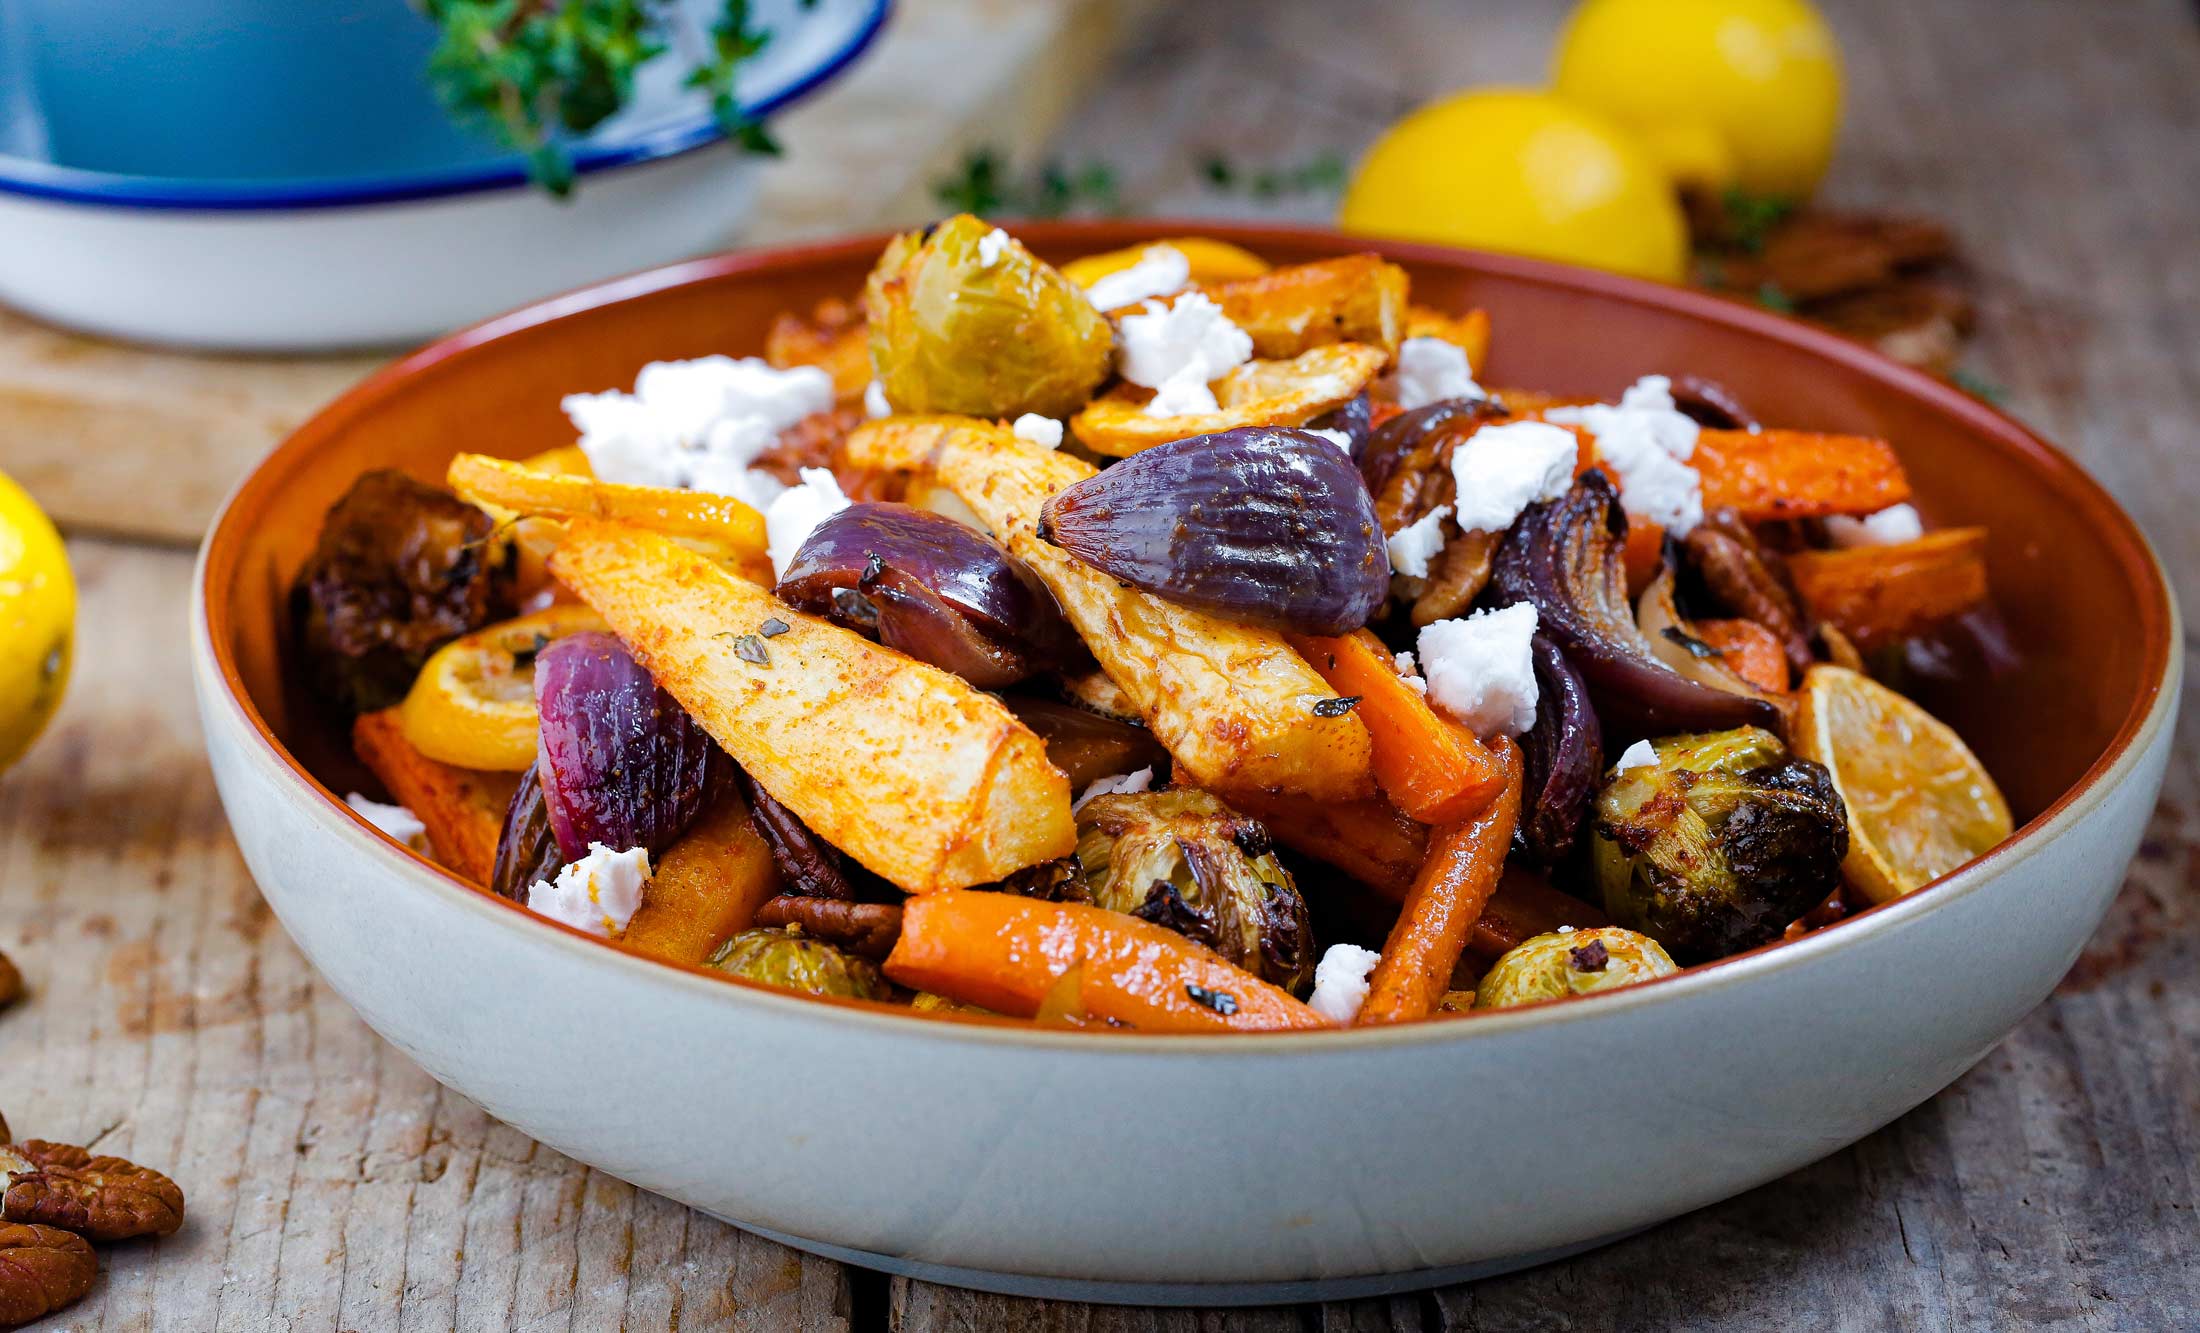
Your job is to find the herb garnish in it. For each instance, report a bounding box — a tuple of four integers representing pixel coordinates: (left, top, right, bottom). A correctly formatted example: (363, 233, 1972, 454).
(1201, 150, 1348, 201)
(1568, 940, 1611, 973)
(1185, 983, 1239, 1016)
(729, 634, 770, 664)
(759, 617, 791, 638)
(1311, 695, 1363, 717)
(831, 586, 880, 627)
(1719, 188, 1798, 255)
(1754, 282, 1797, 314)
(1951, 369, 2009, 405)
(932, 148, 1121, 219)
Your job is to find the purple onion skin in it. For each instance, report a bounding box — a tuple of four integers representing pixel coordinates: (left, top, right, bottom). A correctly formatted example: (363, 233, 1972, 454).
(490, 760, 562, 901)
(778, 502, 1072, 688)
(1308, 392, 1372, 464)
(1518, 635, 1603, 868)
(1493, 472, 1781, 737)
(534, 631, 724, 863)
(1359, 398, 1500, 499)
(1040, 427, 1389, 636)
(1667, 375, 1760, 432)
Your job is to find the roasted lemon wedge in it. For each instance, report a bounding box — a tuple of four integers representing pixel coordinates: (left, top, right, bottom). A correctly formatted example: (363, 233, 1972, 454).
(397, 605, 607, 771)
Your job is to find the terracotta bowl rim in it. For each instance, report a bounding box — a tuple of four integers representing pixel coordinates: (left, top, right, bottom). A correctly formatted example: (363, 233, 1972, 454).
(193, 219, 2183, 1053)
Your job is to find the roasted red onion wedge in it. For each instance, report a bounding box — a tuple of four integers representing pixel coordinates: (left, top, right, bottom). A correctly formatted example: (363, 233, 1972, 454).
(534, 631, 724, 862)
(1518, 635, 1603, 868)
(1039, 427, 1389, 636)
(490, 760, 562, 901)
(1359, 397, 1502, 499)
(1003, 695, 1171, 790)
(1308, 392, 1372, 463)
(1492, 472, 1782, 737)
(1668, 374, 1760, 432)
(777, 502, 1071, 688)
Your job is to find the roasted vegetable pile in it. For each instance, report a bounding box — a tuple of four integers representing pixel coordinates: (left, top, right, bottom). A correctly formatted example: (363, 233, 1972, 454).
(300, 218, 2014, 1032)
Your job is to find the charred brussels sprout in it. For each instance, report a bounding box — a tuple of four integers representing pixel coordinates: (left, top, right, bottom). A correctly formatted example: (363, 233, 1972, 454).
(1474, 927, 1679, 1009)
(706, 926, 890, 1001)
(1075, 789, 1316, 995)
(863, 214, 1113, 420)
(1591, 728, 1848, 962)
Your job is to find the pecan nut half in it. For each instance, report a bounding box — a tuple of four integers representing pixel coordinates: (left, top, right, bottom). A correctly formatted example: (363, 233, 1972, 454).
(0, 1223, 96, 1326)
(0, 952, 20, 1010)
(0, 1141, 184, 1242)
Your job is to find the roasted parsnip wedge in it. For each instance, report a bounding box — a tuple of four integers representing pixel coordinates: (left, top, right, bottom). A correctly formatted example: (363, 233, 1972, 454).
(551, 518, 1075, 892)
(844, 418, 1376, 801)
(1201, 254, 1408, 360)
(1404, 305, 1492, 372)
(1071, 343, 1386, 457)
(448, 453, 771, 578)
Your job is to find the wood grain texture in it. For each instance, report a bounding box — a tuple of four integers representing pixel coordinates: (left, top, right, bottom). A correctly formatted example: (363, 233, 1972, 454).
(1, 0, 2193, 1328)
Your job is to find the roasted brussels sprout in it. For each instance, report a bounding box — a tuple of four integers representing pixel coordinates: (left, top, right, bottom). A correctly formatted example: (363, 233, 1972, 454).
(1474, 927, 1678, 1009)
(1590, 728, 1848, 962)
(863, 214, 1113, 420)
(292, 470, 516, 715)
(1075, 789, 1316, 994)
(706, 926, 890, 1001)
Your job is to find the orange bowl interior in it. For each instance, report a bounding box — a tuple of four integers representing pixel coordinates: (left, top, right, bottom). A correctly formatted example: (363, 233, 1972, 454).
(203, 222, 2173, 891)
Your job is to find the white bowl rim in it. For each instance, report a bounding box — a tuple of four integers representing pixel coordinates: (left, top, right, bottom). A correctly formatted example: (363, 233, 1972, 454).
(192, 222, 2186, 1057)
(0, 0, 889, 212)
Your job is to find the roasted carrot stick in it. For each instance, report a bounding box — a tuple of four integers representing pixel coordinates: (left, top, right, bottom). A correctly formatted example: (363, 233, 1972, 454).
(1226, 792, 1428, 899)
(1693, 618, 1791, 693)
(1470, 868, 1610, 961)
(1356, 740, 1524, 1026)
(1786, 527, 1990, 649)
(886, 891, 1331, 1032)
(1286, 631, 1504, 823)
(1693, 430, 1911, 520)
(351, 709, 517, 885)
(621, 792, 781, 966)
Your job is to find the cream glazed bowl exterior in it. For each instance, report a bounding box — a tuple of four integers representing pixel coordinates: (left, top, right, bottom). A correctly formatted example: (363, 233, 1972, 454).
(191, 224, 2181, 1304)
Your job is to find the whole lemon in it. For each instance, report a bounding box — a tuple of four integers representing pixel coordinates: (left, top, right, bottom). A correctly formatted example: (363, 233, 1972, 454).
(0, 471, 71, 772)
(1339, 88, 1688, 283)
(1552, 0, 1844, 199)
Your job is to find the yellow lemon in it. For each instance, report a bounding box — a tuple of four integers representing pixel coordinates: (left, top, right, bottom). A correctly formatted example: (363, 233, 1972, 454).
(1059, 237, 1271, 291)
(397, 605, 607, 771)
(1553, 0, 1844, 199)
(0, 471, 72, 771)
(1339, 88, 1688, 283)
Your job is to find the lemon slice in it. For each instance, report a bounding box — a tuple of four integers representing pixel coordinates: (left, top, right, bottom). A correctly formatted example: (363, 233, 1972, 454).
(397, 605, 607, 771)
(1793, 664, 2011, 904)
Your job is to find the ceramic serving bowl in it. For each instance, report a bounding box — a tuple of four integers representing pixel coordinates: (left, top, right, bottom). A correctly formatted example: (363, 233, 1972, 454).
(191, 222, 2179, 1304)
(0, 0, 886, 351)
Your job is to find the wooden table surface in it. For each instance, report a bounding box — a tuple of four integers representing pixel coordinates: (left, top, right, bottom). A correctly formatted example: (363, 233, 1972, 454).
(4, 0, 2194, 1328)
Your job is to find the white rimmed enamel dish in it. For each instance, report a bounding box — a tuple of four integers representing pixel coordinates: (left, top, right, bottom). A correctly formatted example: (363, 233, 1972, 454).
(191, 223, 2181, 1303)
(0, 0, 886, 351)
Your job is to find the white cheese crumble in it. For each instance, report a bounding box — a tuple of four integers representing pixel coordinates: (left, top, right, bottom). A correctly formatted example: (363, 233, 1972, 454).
(1117, 293, 1253, 417)
(1083, 244, 1192, 311)
(527, 843, 652, 939)
(1826, 502, 1924, 548)
(863, 378, 892, 420)
(976, 226, 1011, 267)
(1544, 374, 1703, 534)
(1394, 336, 1484, 410)
(563, 356, 833, 511)
(1011, 413, 1065, 449)
(1386, 503, 1452, 579)
(1418, 602, 1541, 740)
(1394, 651, 1427, 696)
(346, 794, 426, 848)
(1308, 427, 1355, 452)
(1448, 420, 1579, 533)
(1615, 739, 1660, 773)
(1308, 943, 1383, 1024)
(764, 467, 851, 579)
(1073, 766, 1154, 813)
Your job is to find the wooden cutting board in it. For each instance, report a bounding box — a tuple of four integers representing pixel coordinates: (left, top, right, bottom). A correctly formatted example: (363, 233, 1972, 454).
(0, 0, 1153, 545)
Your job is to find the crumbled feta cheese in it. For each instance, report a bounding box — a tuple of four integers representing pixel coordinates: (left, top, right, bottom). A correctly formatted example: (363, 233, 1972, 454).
(1386, 503, 1452, 579)
(1393, 651, 1427, 695)
(527, 843, 651, 939)
(1307, 427, 1355, 452)
(1011, 413, 1065, 449)
(1394, 336, 1483, 410)
(1117, 293, 1253, 417)
(346, 793, 425, 848)
(1308, 943, 1383, 1024)
(1615, 739, 1659, 772)
(764, 467, 851, 579)
(1083, 245, 1192, 311)
(1448, 420, 1578, 533)
(863, 378, 892, 420)
(1073, 766, 1154, 813)
(1418, 603, 1540, 739)
(976, 226, 1011, 267)
(1826, 503, 1924, 548)
(563, 356, 833, 510)
(1544, 374, 1704, 534)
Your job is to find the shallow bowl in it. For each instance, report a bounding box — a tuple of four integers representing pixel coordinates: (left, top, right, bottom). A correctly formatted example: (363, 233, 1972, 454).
(191, 222, 2179, 1303)
(0, 0, 886, 350)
